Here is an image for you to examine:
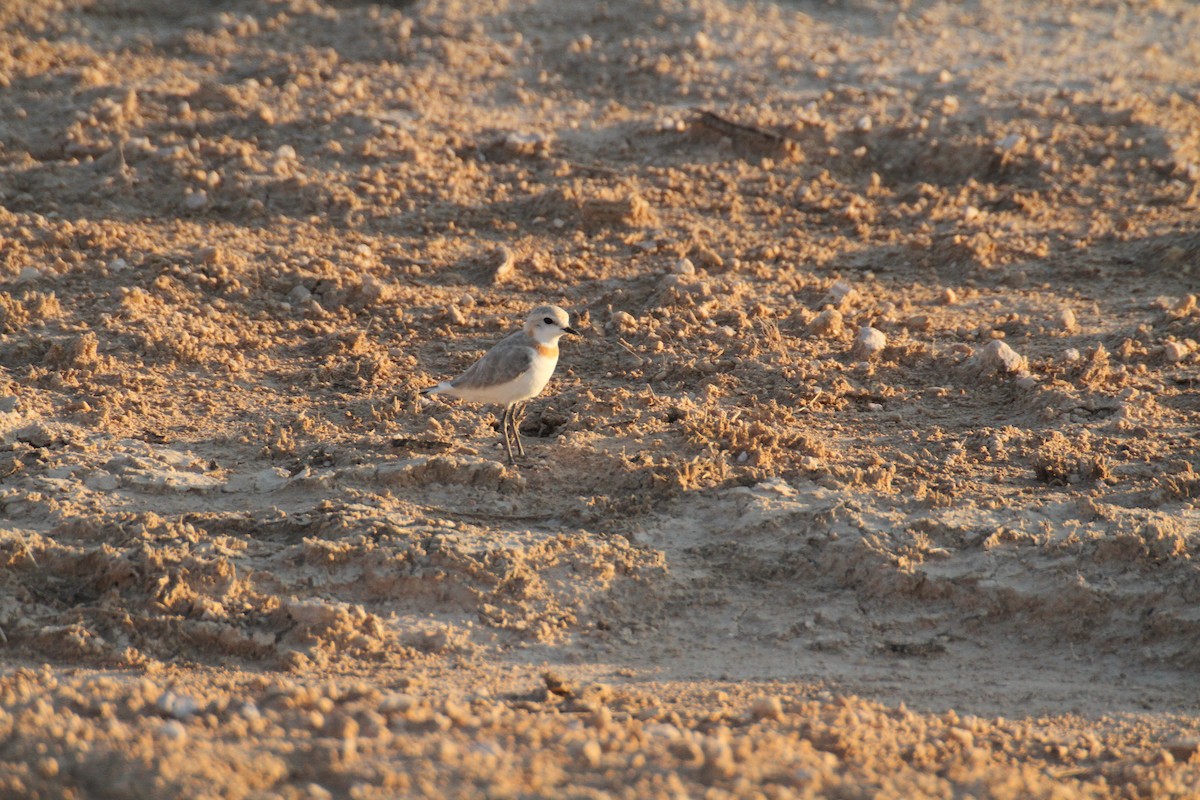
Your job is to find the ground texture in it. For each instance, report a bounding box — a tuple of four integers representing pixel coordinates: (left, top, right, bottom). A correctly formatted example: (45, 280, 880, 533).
(2, 0, 1200, 797)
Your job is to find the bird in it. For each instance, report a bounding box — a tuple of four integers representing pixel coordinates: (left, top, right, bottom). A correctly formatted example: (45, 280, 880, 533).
(421, 304, 578, 463)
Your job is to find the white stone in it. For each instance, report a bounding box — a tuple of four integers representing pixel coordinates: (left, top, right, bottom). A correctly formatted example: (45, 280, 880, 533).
(850, 326, 887, 360)
(156, 691, 200, 720)
(1163, 341, 1189, 362)
(973, 340, 1024, 375)
(184, 189, 208, 210)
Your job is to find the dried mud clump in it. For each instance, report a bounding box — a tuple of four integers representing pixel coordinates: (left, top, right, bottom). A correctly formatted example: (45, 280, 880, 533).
(580, 188, 658, 230)
(1031, 432, 1111, 486)
(1154, 462, 1200, 502)
(376, 455, 527, 494)
(0, 291, 62, 333)
(45, 332, 102, 374)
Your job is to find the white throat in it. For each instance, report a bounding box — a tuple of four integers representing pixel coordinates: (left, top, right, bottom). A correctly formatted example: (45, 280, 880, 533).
(528, 325, 563, 346)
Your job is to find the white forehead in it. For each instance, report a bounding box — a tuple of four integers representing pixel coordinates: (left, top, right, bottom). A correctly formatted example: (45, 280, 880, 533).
(526, 305, 570, 326)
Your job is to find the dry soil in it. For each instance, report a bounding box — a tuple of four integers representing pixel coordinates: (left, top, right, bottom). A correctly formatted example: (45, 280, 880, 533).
(2, 0, 1200, 797)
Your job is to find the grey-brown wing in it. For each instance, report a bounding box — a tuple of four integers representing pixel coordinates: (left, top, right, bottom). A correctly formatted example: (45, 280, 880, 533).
(450, 340, 534, 390)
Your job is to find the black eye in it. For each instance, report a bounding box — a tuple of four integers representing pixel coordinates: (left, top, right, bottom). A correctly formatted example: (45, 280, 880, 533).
(543, 317, 554, 325)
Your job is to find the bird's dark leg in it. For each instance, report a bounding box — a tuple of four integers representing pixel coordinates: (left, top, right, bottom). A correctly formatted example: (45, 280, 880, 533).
(511, 402, 526, 457)
(500, 405, 515, 464)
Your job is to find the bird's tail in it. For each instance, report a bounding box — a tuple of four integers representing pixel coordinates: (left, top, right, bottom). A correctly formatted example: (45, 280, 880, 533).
(421, 382, 451, 396)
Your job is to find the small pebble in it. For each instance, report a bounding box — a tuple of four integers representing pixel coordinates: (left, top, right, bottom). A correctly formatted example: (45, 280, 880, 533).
(821, 280, 857, 308)
(750, 695, 784, 722)
(578, 739, 603, 767)
(288, 285, 312, 304)
(303, 784, 333, 800)
(612, 310, 637, 331)
(973, 340, 1024, 375)
(996, 133, 1026, 153)
(1163, 341, 1189, 362)
(807, 308, 843, 337)
(159, 720, 188, 741)
(674, 257, 695, 275)
(184, 189, 208, 210)
(850, 326, 887, 360)
(156, 691, 200, 720)
(1057, 307, 1077, 331)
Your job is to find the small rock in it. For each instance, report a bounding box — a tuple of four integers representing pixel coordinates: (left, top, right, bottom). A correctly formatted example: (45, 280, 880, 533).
(689, 242, 723, 270)
(904, 314, 932, 331)
(1163, 341, 1189, 362)
(445, 304, 466, 326)
(0, 396, 17, 413)
(302, 784, 333, 800)
(287, 285, 312, 304)
(947, 727, 975, 748)
(184, 189, 208, 210)
(996, 133, 1026, 153)
(820, 280, 857, 309)
(941, 288, 958, 305)
(750, 695, 785, 722)
(674, 257, 695, 275)
(159, 720, 188, 741)
(611, 310, 637, 332)
(1063, 348, 1081, 362)
(853, 115, 872, 133)
(17, 266, 42, 283)
(850, 326, 887, 360)
(156, 691, 200, 720)
(1169, 294, 1196, 318)
(807, 308, 843, 337)
(971, 340, 1025, 376)
(15, 422, 58, 448)
(577, 739, 602, 767)
(1057, 307, 1077, 332)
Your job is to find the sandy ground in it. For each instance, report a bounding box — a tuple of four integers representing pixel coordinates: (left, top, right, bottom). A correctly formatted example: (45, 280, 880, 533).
(2, 0, 1200, 796)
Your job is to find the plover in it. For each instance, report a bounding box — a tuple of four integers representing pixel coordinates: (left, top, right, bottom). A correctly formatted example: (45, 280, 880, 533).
(422, 304, 578, 463)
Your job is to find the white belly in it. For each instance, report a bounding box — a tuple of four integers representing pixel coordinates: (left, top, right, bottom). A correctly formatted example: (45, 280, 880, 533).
(443, 352, 557, 406)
